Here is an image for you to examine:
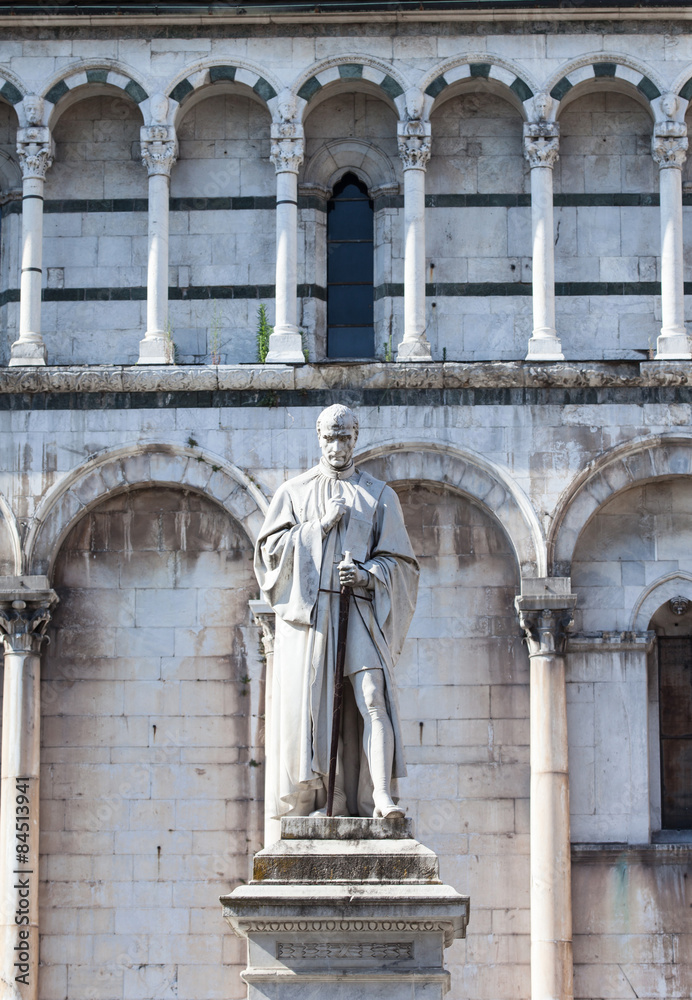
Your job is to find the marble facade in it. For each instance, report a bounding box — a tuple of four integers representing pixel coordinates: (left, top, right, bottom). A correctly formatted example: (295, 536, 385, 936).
(0, 5, 690, 1000)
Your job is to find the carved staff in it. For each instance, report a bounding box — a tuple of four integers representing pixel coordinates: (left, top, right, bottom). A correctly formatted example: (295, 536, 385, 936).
(326, 550, 353, 816)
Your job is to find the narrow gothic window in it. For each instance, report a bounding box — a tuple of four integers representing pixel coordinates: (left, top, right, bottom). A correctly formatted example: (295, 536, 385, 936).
(326, 173, 374, 358)
(659, 636, 692, 829)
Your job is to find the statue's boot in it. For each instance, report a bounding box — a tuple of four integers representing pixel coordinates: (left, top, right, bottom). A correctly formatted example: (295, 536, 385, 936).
(372, 792, 404, 820)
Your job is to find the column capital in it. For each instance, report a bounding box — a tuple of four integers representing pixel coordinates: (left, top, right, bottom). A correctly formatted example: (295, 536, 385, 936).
(397, 119, 432, 170)
(652, 129, 688, 170)
(515, 596, 577, 657)
(249, 599, 275, 656)
(270, 122, 305, 173)
(0, 579, 58, 654)
(523, 120, 560, 169)
(16, 125, 54, 180)
(140, 124, 178, 177)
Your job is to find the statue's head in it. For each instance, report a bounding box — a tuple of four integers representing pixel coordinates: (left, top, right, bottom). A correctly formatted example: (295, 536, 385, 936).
(316, 404, 359, 469)
(149, 93, 169, 125)
(533, 92, 552, 122)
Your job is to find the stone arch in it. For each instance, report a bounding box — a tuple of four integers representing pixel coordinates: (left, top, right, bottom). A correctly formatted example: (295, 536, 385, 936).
(546, 53, 663, 114)
(632, 572, 692, 632)
(167, 59, 282, 125)
(672, 67, 692, 101)
(25, 442, 268, 579)
(293, 55, 409, 120)
(355, 441, 545, 578)
(301, 138, 399, 197)
(420, 54, 537, 117)
(42, 62, 149, 124)
(0, 490, 22, 577)
(550, 434, 692, 576)
(0, 66, 26, 108)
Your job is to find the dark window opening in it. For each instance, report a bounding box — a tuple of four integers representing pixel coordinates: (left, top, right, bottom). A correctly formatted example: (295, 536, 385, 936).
(659, 636, 692, 829)
(327, 172, 374, 359)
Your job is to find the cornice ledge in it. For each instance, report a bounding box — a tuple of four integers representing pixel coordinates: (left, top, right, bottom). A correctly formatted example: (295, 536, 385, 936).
(0, 360, 688, 395)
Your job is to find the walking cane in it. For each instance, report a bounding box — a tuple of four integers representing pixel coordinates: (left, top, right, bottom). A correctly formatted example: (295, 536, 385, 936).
(326, 550, 353, 817)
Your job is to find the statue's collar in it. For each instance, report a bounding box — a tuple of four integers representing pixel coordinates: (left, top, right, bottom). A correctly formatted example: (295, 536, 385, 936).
(319, 457, 356, 481)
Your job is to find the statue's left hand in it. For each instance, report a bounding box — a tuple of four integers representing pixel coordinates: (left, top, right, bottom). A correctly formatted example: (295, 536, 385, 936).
(338, 560, 369, 588)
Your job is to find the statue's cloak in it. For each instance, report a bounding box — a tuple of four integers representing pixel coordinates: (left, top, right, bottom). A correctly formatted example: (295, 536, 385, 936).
(254, 460, 419, 821)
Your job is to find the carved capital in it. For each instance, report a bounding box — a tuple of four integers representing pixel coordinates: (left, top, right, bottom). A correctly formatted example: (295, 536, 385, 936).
(652, 133, 688, 169)
(140, 124, 178, 176)
(270, 133, 304, 173)
(516, 604, 576, 657)
(523, 120, 560, 168)
(0, 590, 58, 654)
(16, 127, 54, 180)
(250, 601, 275, 656)
(397, 119, 432, 170)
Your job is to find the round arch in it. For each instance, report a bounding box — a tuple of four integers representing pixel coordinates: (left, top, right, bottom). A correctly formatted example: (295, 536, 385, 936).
(41, 61, 150, 125)
(632, 572, 692, 632)
(671, 66, 692, 101)
(355, 441, 545, 578)
(293, 55, 409, 121)
(0, 66, 27, 109)
(301, 137, 399, 197)
(545, 53, 663, 116)
(25, 442, 268, 579)
(420, 53, 537, 118)
(166, 59, 282, 125)
(550, 434, 692, 576)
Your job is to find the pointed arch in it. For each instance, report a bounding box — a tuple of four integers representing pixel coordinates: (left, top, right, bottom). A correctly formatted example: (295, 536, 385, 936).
(25, 442, 268, 579)
(355, 440, 545, 578)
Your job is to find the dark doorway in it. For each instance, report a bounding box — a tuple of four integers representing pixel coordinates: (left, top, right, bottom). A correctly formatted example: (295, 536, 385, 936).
(659, 636, 692, 828)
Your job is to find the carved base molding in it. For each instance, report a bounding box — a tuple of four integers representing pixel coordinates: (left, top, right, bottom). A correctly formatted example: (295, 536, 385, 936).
(221, 816, 469, 1000)
(0, 359, 690, 395)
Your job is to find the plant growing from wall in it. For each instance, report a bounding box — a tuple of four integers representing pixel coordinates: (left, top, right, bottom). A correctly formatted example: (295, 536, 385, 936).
(257, 304, 272, 363)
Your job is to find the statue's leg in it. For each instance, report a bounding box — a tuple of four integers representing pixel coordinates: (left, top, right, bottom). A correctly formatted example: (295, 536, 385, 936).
(350, 668, 404, 819)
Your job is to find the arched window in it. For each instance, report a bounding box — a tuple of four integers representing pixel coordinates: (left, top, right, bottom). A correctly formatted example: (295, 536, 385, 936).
(326, 173, 374, 358)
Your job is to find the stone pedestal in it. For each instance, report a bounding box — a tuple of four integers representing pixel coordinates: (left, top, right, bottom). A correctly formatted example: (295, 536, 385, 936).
(221, 816, 469, 999)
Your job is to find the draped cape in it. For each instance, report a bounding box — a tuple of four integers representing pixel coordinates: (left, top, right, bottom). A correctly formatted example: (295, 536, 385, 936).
(254, 461, 419, 821)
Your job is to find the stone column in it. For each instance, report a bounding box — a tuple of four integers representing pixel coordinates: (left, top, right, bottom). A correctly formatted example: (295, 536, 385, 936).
(523, 108, 564, 361)
(515, 580, 577, 1000)
(652, 97, 692, 359)
(10, 117, 54, 367)
(265, 113, 305, 364)
(397, 117, 433, 361)
(249, 599, 276, 847)
(0, 582, 57, 1000)
(138, 120, 178, 364)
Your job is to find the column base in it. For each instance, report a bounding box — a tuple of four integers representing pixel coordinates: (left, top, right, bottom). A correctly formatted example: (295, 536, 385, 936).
(655, 329, 692, 360)
(137, 335, 173, 365)
(525, 332, 564, 361)
(396, 337, 433, 362)
(265, 330, 304, 364)
(221, 816, 469, 1000)
(8, 336, 46, 366)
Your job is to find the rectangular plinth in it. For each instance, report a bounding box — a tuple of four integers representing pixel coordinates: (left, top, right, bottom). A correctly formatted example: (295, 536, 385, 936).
(221, 823, 469, 999)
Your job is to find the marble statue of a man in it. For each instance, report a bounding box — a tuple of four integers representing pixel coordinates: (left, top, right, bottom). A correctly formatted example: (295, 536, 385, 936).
(254, 404, 419, 821)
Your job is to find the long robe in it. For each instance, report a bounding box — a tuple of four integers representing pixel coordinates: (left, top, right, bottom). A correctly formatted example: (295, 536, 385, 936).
(254, 459, 419, 821)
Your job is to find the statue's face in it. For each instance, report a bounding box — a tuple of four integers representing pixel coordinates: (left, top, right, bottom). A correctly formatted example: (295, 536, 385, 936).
(318, 421, 357, 469)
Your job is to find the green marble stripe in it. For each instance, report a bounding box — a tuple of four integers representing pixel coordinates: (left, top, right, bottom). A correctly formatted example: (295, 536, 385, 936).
(254, 77, 277, 102)
(637, 76, 660, 101)
(0, 289, 19, 308)
(86, 69, 108, 84)
(593, 63, 617, 78)
(125, 79, 148, 103)
(339, 64, 363, 79)
(210, 65, 236, 83)
(45, 80, 69, 105)
(550, 77, 573, 101)
(169, 78, 194, 103)
(680, 77, 692, 101)
(510, 77, 533, 102)
(470, 63, 491, 79)
(425, 75, 448, 98)
(380, 75, 404, 100)
(298, 76, 321, 101)
(0, 81, 22, 104)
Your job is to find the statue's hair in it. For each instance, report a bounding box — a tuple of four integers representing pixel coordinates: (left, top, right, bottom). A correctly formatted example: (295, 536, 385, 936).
(316, 404, 359, 437)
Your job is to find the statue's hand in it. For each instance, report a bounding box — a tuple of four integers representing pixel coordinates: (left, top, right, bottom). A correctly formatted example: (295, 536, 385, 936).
(338, 560, 369, 588)
(320, 496, 348, 533)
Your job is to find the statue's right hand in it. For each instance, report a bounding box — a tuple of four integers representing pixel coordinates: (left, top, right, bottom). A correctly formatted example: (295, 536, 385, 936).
(320, 496, 348, 533)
